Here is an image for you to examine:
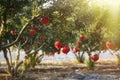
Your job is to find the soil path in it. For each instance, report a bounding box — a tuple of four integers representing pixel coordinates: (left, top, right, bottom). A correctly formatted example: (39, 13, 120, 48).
(22, 63, 120, 80)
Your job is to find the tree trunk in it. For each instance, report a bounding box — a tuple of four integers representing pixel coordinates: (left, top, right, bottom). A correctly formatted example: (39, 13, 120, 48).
(8, 48, 13, 66)
(3, 48, 12, 76)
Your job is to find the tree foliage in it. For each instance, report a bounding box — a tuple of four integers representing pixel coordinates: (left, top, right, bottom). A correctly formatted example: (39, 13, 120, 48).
(0, 0, 115, 77)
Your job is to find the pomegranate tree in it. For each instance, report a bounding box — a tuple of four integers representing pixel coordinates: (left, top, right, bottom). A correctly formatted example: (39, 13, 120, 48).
(72, 22, 104, 69)
(0, 0, 59, 76)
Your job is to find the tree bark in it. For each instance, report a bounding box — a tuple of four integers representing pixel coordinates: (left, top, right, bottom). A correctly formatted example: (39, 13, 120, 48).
(3, 48, 12, 75)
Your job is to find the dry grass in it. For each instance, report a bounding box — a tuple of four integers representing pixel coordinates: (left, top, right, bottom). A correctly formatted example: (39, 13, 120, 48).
(97, 59, 118, 64)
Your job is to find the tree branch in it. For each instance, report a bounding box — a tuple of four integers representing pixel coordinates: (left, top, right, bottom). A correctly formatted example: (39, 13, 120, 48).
(15, 38, 29, 67)
(3, 48, 12, 75)
(14, 43, 45, 71)
(0, 14, 41, 49)
(27, 43, 46, 56)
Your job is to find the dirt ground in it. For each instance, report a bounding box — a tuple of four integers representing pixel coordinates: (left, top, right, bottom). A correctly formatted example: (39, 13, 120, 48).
(23, 63, 120, 80)
(0, 62, 120, 80)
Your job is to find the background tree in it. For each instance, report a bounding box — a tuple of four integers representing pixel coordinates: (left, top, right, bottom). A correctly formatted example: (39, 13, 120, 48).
(69, 0, 109, 68)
